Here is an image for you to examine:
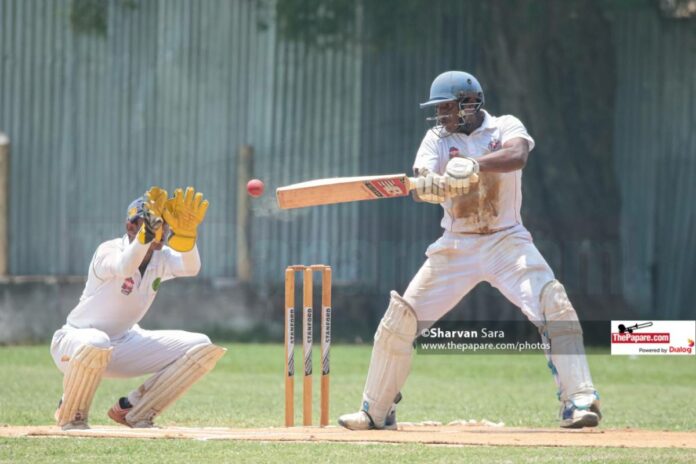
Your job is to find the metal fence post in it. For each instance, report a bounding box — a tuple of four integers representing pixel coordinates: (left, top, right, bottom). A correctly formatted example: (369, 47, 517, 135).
(236, 145, 253, 282)
(0, 133, 9, 276)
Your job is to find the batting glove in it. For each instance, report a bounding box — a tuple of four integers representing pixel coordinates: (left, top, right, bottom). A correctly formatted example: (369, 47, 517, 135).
(444, 157, 479, 196)
(414, 172, 447, 204)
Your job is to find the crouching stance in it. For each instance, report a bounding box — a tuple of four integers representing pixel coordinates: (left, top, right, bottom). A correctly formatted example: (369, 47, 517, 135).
(50, 186, 226, 430)
(339, 71, 600, 431)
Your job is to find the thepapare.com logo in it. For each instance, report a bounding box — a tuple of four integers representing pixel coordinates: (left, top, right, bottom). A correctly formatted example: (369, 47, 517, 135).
(611, 321, 695, 355)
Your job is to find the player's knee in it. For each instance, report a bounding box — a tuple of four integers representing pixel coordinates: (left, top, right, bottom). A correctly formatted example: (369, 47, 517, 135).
(82, 330, 111, 349)
(375, 291, 418, 354)
(184, 332, 212, 349)
(540, 280, 582, 338)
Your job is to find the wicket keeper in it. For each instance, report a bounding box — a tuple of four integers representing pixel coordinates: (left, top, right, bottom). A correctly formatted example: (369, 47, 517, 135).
(50, 186, 226, 430)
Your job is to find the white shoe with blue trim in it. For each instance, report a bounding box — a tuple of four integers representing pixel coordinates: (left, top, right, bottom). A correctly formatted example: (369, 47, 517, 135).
(559, 393, 602, 429)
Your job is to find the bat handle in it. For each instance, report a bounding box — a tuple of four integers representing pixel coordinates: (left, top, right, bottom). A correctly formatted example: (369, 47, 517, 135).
(406, 173, 480, 191)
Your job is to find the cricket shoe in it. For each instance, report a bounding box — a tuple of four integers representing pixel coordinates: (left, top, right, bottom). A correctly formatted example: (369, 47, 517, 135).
(338, 397, 399, 431)
(108, 397, 155, 428)
(54, 398, 89, 430)
(559, 393, 602, 429)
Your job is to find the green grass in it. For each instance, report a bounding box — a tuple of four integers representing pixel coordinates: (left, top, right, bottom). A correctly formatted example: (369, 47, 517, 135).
(1, 438, 695, 464)
(0, 344, 694, 462)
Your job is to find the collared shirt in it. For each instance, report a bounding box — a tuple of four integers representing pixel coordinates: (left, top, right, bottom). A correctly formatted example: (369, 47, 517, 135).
(413, 110, 535, 234)
(66, 235, 201, 339)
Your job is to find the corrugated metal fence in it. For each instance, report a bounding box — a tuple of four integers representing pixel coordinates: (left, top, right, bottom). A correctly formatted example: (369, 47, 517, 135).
(0, 0, 477, 288)
(1, 0, 694, 319)
(1, 0, 278, 277)
(613, 7, 696, 318)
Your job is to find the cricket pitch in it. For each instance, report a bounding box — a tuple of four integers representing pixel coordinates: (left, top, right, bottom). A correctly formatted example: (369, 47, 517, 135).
(2, 424, 694, 448)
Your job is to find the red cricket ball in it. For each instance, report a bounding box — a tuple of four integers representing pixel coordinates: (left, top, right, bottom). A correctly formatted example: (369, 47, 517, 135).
(246, 179, 265, 197)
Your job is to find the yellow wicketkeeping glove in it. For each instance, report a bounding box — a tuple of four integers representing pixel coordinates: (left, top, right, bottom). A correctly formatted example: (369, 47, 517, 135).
(163, 186, 209, 252)
(138, 186, 168, 245)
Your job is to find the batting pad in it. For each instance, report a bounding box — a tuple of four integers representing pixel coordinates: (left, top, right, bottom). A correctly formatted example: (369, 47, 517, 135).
(362, 291, 417, 426)
(57, 344, 113, 429)
(540, 280, 595, 403)
(126, 343, 226, 427)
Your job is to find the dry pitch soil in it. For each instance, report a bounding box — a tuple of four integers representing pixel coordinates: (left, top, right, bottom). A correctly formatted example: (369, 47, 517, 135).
(2, 424, 695, 448)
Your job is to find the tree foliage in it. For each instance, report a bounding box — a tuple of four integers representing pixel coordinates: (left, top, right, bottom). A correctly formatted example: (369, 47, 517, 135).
(273, 0, 432, 51)
(70, 0, 108, 36)
(69, 0, 139, 37)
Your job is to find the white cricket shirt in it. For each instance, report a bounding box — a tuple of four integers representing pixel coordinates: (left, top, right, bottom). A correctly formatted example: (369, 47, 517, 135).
(413, 110, 535, 233)
(66, 235, 201, 339)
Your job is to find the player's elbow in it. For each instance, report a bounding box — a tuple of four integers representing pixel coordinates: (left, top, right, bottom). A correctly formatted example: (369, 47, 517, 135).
(509, 146, 528, 171)
(180, 249, 202, 277)
(182, 258, 201, 277)
(190, 260, 201, 276)
(516, 151, 528, 170)
(503, 139, 529, 171)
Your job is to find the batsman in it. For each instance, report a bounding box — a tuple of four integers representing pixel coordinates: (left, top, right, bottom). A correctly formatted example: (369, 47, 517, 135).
(339, 71, 601, 430)
(50, 186, 226, 430)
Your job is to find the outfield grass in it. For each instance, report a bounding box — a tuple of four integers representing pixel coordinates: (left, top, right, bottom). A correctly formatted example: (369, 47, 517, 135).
(0, 344, 694, 462)
(2, 438, 695, 464)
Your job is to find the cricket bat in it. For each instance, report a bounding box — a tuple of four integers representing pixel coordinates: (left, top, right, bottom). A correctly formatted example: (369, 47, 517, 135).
(276, 173, 479, 209)
(276, 174, 413, 209)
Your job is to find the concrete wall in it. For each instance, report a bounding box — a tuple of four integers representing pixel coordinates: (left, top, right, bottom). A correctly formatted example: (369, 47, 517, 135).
(0, 276, 266, 344)
(1, 275, 637, 345)
(0, 275, 389, 345)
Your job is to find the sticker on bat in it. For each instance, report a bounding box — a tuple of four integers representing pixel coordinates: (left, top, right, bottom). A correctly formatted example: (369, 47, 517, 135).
(364, 178, 408, 198)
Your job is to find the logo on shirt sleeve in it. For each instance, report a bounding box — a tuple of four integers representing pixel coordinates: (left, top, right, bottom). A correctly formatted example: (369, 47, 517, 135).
(121, 277, 135, 295)
(152, 277, 161, 291)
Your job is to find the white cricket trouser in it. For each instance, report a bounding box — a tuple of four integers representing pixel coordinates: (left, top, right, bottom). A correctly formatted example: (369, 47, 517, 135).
(50, 324, 211, 378)
(403, 224, 554, 324)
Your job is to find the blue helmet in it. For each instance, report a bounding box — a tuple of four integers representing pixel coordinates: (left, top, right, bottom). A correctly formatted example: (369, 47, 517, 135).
(420, 71, 484, 112)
